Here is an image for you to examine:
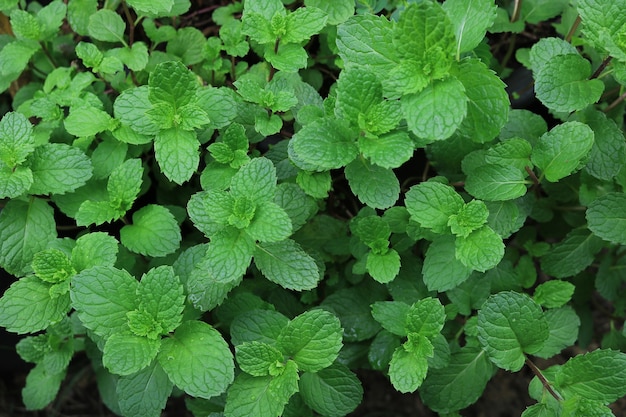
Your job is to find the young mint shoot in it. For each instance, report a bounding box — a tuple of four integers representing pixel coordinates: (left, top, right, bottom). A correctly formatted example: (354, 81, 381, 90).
(1, 1, 626, 417)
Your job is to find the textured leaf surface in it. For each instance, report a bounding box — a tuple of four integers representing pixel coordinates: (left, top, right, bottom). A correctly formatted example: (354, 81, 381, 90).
(533, 281, 576, 309)
(117, 362, 173, 417)
(587, 193, 626, 245)
(114, 86, 160, 136)
(465, 164, 528, 201)
(422, 236, 473, 292)
(158, 320, 234, 399)
(103, 333, 160, 375)
(88, 9, 125, 43)
(230, 157, 276, 204)
(290, 118, 357, 171)
(406, 298, 446, 337)
(205, 228, 255, 283)
(120, 205, 181, 257)
(149, 60, 198, 108)
(277, 309, 342, 372)
(540, 229, 603, 278)
(534, 306, 580, 359)
(442, 0, 497, 56)
(254, 240, 319, 290)
(371, 301, 410, 337)
(137, 266, 185, 334)
(0, 198, 56, 276)
(299, 363, 363, 417)
(389, 347, 429, 393)
(224, 371, 296, 417)
(235, 341, 283, 376)
(71, 232, 118, 272)
(154, 127, 199, 184)
(477, 291, 549, 371)
(455, 225, 504, 272)
(405, 182, 464, 234)
(345, 159, 399, 209)
(230, 309, 289, 346)
(22, 363, 65, 410)
(27, 143, 93, 195)
(0, 111, 35, 168)
(64, 107, 114, 137)
(366, 250, 401, 284)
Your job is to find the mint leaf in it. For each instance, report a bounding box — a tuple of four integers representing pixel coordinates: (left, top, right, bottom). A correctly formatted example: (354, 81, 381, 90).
(484, 138, 533, 171)
(0, 198, 56, 276)
(154, 127, 199, 184)
(230, 157, 276, 204)
(455, 225, 504, 272)
(366, 250, 401, 284)
(556, 349, 626, 404)
(423, 236, 473, 292)
(402, 77, 467, 141)
(254, 240, 320, 291)
(114, 86, 160, 136)
(107, 158, 143, 210)
(120, 205, 181, 257)
(27, 143, 93, 195)
(126, 0, 173, 16)
(442, 0, 497, 57)
(477, 291, 549, 371)
(587, 192, 626, 245)
(0, 111, 35, 168)
(531, 121, 594, 182)
(290, 118, 357, 171)
(103, 333, 160, 375)
(0, 277, 70, 334)
(32, 249, 74, 283)
(166, 27, 205, 65)
(534, 306, 580, 359)
(540, 229, 604, 278)
(283, 7, 327, 44)
(230, 309, 289, 346)
(136, 266, 185, 335)
(0, 165, 32, 198)
(64, 106, 115, 137)
(236, 341, 284, 376)
(533, 281, 576, 308)
(149, 60, 198, 108)
(158, 320, 234, 398)
(465, 164, 529, 201)
(205, 228, 255, 283)
(277, 309, 342, 372)
(67, 0, 98, 36)
(420, 347, 494, 413)
(117, 361, 173, 417)
(335, 67, 383, 127)
(88, 9, 126, 43)
(299, 363, 363, 417)
(320, 288, 382, 343)
(71, 266, 138, 338)
(406, 297, 446, 337)
(345, 159, 399, 209)
(22, 363, 65, 410)
(534, 54, 604, 113)
(371, 301, 410, 337)
(448, 200, 489, 238)
(405, 181, 464, 234)
(577, 0, 626, 63)
(304, 0, 353, 25)
(389, 344, 431, 393)
(359, 131, 414, 169)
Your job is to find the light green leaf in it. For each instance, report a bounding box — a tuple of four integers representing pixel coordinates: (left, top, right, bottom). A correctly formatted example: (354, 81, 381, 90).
(359, 131, 413, 169)
(534, 54, 604, 113)
(75, 200, 123, 227)
(402, 77, 467, 141)
(587, 192, 626, 245)
(335, 67, 383, 125)
(484, 138, 533, 171)
(149, 60, 198, 108)
(67, 0, 98, 36)
(422, 236, 473, 292)
(0, 166, 33, 198)
(111, 42, 149, 72)
(230, 309, 290, 346)
(114, 86, 160, 136)
(71, 232, 118, 271)
(477, 291, 549, 371)
(154, 127, 199, 184)
(230, 157, 277, 204)
(32, 249, 74, 283)
(533, 281, 576, 309)
(0, 39, 40, 77)
(224, 369, 297, 417)
(103, 333, 160, 375)
(296, 170, 331, 199)
(443, 0, 497, 57)
(264, 42, 308, 72)
(299, 363, 363, 417)
(166, 27, 206, 65)
(205, 227, 255, 283)
(366, 250, 401, 284)
(304, 0, 353, 25)
(455, 225, 504, 272)
(556, 349, 626, 404)
(277, 309, 342, 372)
(0, 111, 35, 168)
(117, 361, 173, 417)
(290, 118, 358, 171)
(531, 121, 594, 182)
(36, 1, 67, 39)
(157, 320, 234, 399)
(420, 347, 494, 413)
(540, 229, 604, 278)
(120, 205, 181, 257)
(0, 198, 56, 276)
(236, 341, 284, 376)
(27, 143, 93, 195)
(406, 297, 446, 337)
(371, 301, 410, 337)
(534, 306, 580, 359)
(65, 107, 114, 137)
(273, 183, 317, 232)
(10, 9, 40, 40)
(345, 159, 399, 209)
(186, 259, 242, 313)
(283, 7, 327, 43)
(126, 0, 173, 16)
(22, 363, 65, 410)
(464, 164, 528, 201)
(448, 200, 489, 238)
(389, 347, 429, 393)
(529, 37, 578, 70)
(0, 277, 70, 334)
(405, 181, 464, 234)
(254, 239, 319, 291)
(91, 139, 128, 180)
(88, 9, 126, 43)
(107, 158, 143, 210)
(137, 266, 185, 335)
(455, 58, 509, 143)
(70, 266, 138, 338)
(577, 0, 626, 63)
(485, 199, 526, 239)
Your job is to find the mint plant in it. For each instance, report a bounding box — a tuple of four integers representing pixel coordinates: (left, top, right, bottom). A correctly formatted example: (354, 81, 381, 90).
(1, 0, 626, 416)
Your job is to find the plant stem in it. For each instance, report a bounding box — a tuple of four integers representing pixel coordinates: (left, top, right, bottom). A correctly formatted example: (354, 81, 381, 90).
(604, 90, 626, 113)
(40, 42, 58, 69)
(590, 56, 612, 79)
(565, 15, 582, 43)
(511, 0, 522, 23)
(121, 0, 135, 46)
(525, 357, 562, 402)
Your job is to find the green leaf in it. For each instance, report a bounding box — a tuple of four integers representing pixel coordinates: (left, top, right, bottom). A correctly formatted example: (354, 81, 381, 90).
(321, 288, 382, 343)
(420, 347, 494, 413)
(120, 205, 181, 257)
(205, 228, 255, 283)
(304, 0, 353, 25)
(389, 346, 429, 393)
(366, 250, 401, 284)
(345, 159, 399, 209)
(103, 333, 160, 375)
(0, 198, 56, 276)
(442, 0, 497, 57)
(532, 121, 594, 182)
(402, 77, 467, 141)
(335, 67, 383, 126)
(465, 164, 529, 201)
(166, 27, 206, 65)
(484, 138, 533, 171)
(109, 42, 149, 72)
(254, 240, 319, 291)
(540, 229, 604, 278)
(65, 106, 115, 137)
(0, 111, 35, 168)
(230, 157, 277, 204)
(422, 236, 473, 292)
(36, 1, 67, 39)
(67, 0, 98, 36)
(0, 166, 32, 198)
(533, 281, 576, 308)
(236, 341, 284, 376)
(534, 54, 604, 113)
(32, 249, 74, 283)
(296, 170, 331, 199)
(283, 7, 327, 43)
(186, 260, 241, 313)
(107, 158, 143, 210)
(534, 306, 580, 359)
(455, 58, 510, 143)
(371, 301, 410, 337)
(299, 363, 363, 417)
(126, 0, 174, 16)
(577, 0, 626, 63)
(406, 297, 446, 337)
(448, 200, 489, 238)
(154, 127, 198, 184)
(405, 181, 464, 234)
(359, 131, 414, 169)
(27, 143, 93, 195)
(88, 9, 126, 43)
(70, 266, 138, 338)
(277, 309, 342, 372)
(114, 86, 160, 136)
(273, 183, 317, 232)
(22, 363, 65, 410)
(556, 349, 626, 404)
(136, 265, 185, 335)
(117, 361, 173, 417)
(455, 225, 504, 272)
(587, 192, 626, 245)
(477, 291, 549, 371)
(10, 9, 40, 40)
(290, 118, 357, 171)
(0, 277, 70, 334)
(149, 60, 198, 108)
(0, 39, 40, 78)
(230, 309, 290, 346)
(158, 320, 234, 399)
